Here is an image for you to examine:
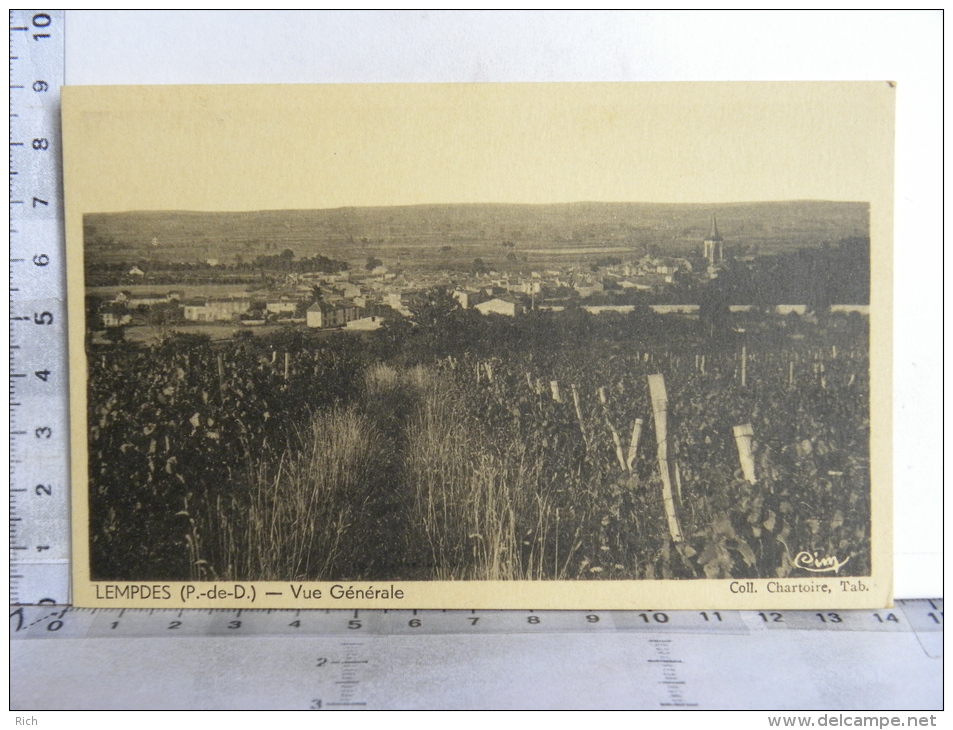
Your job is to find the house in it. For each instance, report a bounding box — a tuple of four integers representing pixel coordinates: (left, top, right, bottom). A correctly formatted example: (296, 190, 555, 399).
(475, 297, 523, 317)
(452, 288, 487, 310)
(265, 298, 300, 315)
(775, 305, 808, 316)
(830, 304, 869, 315)
(306, 301, 361, 328)
(127, 292, 175, 308)
(384, 292, 412, 317)
(338, 283, 361, 299)
(183, 298, 252, 322)
(100, 304, 132, 328)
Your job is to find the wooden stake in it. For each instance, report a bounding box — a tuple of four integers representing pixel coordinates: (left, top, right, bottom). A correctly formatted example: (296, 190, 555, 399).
(733, 423, 756, 484)
(550, 380, 562, 403)
(571, 384, 589, 449)
(284, 352, 290, 380)
(627, 418, 643, 473)
(647, 374, 683, 542)
(789, 360, 794, 386)
(216, 354, 225, 396)
(740, 346, 747, 387)
(597, 386, 626, 471)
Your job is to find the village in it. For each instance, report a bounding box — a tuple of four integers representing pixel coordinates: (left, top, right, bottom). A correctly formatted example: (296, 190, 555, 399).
(89, 219, 868, 340)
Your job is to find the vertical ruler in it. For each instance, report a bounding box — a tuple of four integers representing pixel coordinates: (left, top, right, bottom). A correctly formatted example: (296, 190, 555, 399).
(9, 10, 69, 605)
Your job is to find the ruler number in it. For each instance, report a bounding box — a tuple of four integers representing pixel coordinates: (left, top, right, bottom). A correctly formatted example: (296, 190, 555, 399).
(33, 80, 48, 92)
(873, 613, 899, 623)
(35, 370, 51, 381)
(10, 607, 24, 632)
(35, 484, 52, 496)
(32, 12, 52, 40)
(815, 612, 843, 624)
(758, 612, 784, 623)
(408, 618, 421, 628)
(347, 619, 362, 630)
(33, 138, 49, 151)
(639, 612, 669, 624)
(33, 254, 49, 266)
(35, 427, 52, 439)
(34, 311, 53, 325)
(33, 197, 48, 208)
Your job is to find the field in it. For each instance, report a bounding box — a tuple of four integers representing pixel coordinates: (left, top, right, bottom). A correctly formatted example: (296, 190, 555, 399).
(86, 309, 871, 582)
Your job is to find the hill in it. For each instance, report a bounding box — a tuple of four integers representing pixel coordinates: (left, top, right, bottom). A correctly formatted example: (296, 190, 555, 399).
(83, 200, 869, 269)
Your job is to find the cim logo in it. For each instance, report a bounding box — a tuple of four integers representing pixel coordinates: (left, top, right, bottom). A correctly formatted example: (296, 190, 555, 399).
(794, 551, 850, 574)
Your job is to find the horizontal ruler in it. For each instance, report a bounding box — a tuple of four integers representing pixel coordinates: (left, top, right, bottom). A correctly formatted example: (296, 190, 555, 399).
(10, 600, 942, 710)
(10, 599, 943, 641)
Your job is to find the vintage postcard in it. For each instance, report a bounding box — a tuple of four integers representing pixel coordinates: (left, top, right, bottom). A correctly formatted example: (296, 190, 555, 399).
(64, 83, 893, 608)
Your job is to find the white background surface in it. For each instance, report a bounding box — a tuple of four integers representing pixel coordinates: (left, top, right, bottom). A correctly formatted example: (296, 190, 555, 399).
(60, 10, 942, 598)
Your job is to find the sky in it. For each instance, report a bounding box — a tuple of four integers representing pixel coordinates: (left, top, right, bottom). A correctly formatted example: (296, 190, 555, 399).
(62, 82, 893, 213)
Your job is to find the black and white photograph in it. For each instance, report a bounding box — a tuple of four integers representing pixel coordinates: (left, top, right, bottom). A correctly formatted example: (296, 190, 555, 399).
(64, 82, 894, 608)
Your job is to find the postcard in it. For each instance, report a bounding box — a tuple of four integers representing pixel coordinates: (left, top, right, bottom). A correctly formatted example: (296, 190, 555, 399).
(64, 82, 893, 608)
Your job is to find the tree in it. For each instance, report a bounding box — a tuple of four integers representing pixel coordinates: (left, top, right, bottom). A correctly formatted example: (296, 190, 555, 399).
(147, 302, 182, 340)
(365, 256, 383, 271)
(471, 258, 489, 275)
(698, 280, 731, 339)
(407, 287, 461, 329)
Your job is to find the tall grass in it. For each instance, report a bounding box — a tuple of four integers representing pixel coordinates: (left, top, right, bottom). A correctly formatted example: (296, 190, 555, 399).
(186, 363, 593, 581)
(404, 370, 579, 580)
(196, 406, 385, 581)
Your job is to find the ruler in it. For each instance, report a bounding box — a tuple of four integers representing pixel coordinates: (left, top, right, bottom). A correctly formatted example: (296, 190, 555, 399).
(8, 9, 69, 606)
(10, 600, 943, 709)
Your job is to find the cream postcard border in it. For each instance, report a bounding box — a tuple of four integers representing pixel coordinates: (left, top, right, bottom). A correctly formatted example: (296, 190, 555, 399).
(64, 82, 894, 609)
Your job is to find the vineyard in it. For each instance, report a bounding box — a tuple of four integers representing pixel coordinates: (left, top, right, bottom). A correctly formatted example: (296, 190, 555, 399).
(86, 312, 871, 582)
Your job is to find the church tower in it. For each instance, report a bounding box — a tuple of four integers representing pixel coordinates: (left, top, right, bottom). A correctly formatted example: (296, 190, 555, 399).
(703, 213, 724, 266)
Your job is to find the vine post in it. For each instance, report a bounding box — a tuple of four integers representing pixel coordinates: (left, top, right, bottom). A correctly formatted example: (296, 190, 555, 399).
(733, 423, 756, 484)
(647, 374, 683, 542)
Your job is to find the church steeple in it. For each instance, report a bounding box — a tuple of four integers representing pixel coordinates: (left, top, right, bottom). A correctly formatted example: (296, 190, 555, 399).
(707, 213, 723, 242)
(703, 213, 724, 265)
